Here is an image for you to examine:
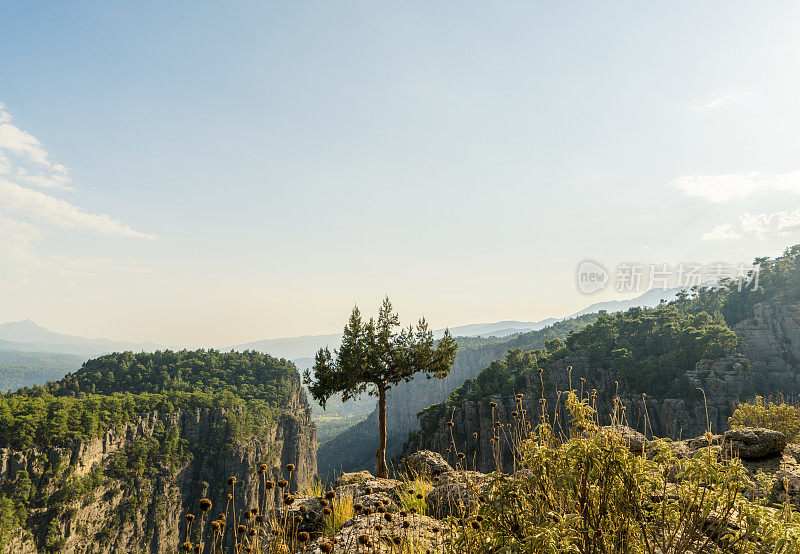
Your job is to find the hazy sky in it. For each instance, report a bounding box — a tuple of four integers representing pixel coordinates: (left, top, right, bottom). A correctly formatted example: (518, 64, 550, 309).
(2, 1, 800, 346)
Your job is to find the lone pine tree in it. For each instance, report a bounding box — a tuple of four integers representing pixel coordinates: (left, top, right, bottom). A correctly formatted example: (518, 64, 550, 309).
(304, 296, 457, 478)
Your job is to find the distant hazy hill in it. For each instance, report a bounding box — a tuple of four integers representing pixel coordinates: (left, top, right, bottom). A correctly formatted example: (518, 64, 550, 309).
(0, 288, 678, 396)
(233, 333, 341, 361)
(233, 288, 680, 360)
(0, 320, 162, 392)
(230, 321, 557, 360)
(0, 320, 161, 358)
(567, 287, 680, 318)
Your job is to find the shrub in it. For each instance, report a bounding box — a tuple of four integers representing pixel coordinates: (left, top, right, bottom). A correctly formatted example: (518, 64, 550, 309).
(730, 396, 800, 441)
(446, 392, 800, 553)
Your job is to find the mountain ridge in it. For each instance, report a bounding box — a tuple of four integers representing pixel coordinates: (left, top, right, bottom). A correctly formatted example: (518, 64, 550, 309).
(0, 289, 681, 362)
(0, 319, 161, 358)
(233, 288, 681, 359)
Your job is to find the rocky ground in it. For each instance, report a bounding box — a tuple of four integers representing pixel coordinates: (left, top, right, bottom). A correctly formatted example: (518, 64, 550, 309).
(283, 426, 800, 553)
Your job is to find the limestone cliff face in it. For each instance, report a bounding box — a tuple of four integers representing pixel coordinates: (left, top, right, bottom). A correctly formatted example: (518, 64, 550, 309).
(734, 296, 800, 389)
(4, 385, 317, 553)
(409, 297, 800, 473)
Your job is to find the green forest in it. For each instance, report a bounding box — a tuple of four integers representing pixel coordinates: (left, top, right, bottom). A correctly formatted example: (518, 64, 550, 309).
(0, 349, 302, 550)
(0, 349, 299, 450)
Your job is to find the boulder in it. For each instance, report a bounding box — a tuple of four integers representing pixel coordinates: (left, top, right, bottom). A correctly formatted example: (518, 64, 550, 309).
(280, 495, 326, 534)
(336, 476, 402, 497)
(686, 434, 722, 450)
(335, 476, 404, 514)
(307, 512, 444, 553)
(723, 427, 787, 460)
(400, 450, 453, 478)
(334, 470, 373, 487)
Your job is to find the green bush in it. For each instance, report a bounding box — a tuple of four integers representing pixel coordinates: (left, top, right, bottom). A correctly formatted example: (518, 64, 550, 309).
(730, 396, 800, 442)
(446, 392, 800, 553)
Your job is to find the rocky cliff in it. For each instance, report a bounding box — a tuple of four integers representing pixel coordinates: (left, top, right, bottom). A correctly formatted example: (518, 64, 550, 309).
(408, 295, 800, 473)
(2, 383, 317, 553)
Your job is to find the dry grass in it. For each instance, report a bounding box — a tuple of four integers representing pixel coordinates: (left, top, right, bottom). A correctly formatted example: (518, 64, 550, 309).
(321, 489, 354, 538)
(396, 477, 432, 517)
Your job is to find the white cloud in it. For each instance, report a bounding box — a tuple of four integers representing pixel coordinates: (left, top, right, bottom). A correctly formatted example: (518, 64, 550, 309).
(13, 165, 74, 190)
(0, 102, 154, 240)
(0, 214, 149, 289)
(0, 104, 73, 190)
(673, 170, 800, 204)
(0, 102, 155, 293)
(0, 179, 156, 239)
(702, 209, 800, 240)
(702, 223, 741, 241)
(15, 172, 74, 190)
(0, 105, 52, 166)
(690, 90, 753, 111)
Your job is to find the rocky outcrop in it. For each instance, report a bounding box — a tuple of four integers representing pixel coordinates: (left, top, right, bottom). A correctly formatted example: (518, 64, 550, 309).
(4, 384, 317, 553)
(267, 427, 800, 553)
(733, 297, 800, 389)
(723, 427, 788, 459)
(307, 512, 444, 553)
(400, 450, 452, 478)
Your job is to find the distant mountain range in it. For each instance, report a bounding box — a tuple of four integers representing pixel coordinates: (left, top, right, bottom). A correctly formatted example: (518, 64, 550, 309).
(0, 287, 680, 393)
(0, 320, 162, 358)
(232, 287, 681, 359)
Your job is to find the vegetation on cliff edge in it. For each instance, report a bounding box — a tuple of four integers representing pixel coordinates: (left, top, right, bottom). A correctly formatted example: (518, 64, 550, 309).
(0, 349, 304, 552)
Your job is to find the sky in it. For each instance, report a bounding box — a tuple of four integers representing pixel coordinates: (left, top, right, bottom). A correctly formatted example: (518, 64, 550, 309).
(2, 1, 800, 347)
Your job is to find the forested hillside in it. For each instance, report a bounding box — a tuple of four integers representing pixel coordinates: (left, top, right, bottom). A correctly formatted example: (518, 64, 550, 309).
(409, 245, 800, 471)
(0, 350, 299, 451)
(0, 349, 317, 552)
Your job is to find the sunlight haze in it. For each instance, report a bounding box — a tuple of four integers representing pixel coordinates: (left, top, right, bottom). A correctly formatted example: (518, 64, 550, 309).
(2, 1, 800, 345)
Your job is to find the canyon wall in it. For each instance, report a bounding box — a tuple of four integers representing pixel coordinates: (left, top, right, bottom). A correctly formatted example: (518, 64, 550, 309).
(3, 385, 316, 553)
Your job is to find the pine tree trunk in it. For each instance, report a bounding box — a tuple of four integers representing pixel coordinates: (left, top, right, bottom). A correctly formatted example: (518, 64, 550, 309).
(376, 385, 388, 478)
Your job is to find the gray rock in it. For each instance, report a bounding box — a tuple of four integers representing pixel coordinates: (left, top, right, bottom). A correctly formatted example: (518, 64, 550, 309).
(336, 476, 404, 502)
(307, 512, 444, 553)
(723, 427, 787, 459)
(281, 495, 325, 534)
(400, 450, 453, 477)
(334, 470, 373, 486)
